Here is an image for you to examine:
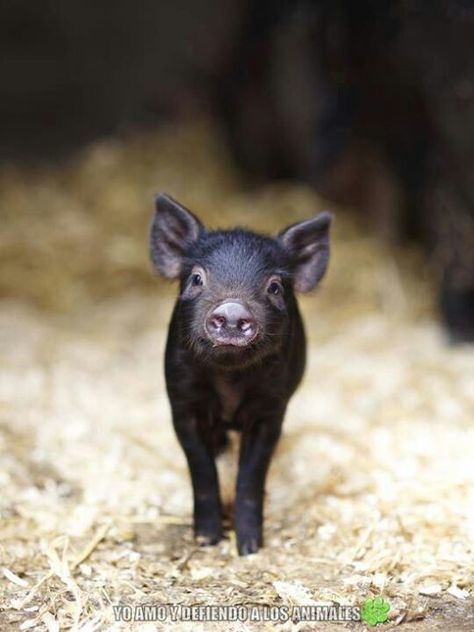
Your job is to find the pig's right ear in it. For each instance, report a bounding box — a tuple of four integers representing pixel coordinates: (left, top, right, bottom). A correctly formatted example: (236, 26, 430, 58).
(150, 194, 203, 279)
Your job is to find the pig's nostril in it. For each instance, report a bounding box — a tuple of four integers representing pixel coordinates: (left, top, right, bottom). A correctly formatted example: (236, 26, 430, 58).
(210, 315, 226, 330)
(238, 318, 253, 333)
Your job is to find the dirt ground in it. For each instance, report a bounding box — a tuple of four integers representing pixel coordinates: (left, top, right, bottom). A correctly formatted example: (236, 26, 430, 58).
(1, 121, 473, 631)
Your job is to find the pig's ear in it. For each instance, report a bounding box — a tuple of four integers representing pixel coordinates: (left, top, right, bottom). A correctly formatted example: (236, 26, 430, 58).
(278, 212, 333, 292)
(150, 194, 203, 279)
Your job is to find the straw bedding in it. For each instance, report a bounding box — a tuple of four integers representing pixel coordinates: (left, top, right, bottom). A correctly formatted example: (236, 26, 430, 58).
(1, 121, 473, 630)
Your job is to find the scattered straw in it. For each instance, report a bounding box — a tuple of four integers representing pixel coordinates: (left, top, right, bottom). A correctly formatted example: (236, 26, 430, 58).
(1, 119, 473, 630)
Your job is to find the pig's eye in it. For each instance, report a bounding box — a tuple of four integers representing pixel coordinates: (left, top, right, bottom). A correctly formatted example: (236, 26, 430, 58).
(191, 273, 203, 286)
(268, 280, 282, 296)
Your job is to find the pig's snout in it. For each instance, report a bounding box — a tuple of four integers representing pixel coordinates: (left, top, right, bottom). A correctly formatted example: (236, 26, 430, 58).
(206, 301, 258, 347)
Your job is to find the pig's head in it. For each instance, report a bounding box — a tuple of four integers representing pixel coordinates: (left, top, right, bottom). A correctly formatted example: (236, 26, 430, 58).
(150, 194, 332, 367)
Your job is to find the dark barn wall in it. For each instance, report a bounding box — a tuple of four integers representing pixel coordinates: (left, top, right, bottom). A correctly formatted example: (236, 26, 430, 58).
(0, 0, 239, 159)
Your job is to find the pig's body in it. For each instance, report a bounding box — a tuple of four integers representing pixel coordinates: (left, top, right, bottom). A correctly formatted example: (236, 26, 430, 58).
(151, 196, 331, 554)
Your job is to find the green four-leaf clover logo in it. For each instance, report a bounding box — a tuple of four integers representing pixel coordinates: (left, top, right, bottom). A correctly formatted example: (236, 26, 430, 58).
(361, 596, 390, 626)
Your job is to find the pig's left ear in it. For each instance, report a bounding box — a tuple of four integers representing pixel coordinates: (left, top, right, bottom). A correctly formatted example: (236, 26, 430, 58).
(278, 212, 333, 292)
(150, 193, 203, 279)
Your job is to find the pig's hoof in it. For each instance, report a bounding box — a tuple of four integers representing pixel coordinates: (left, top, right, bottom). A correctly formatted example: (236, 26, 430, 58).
(195, 530, 221, 546)
(237, 535, 262, 556)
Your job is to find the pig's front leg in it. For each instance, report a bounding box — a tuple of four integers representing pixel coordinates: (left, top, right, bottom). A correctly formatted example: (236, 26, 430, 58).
(235, 415, 283, 555)
(172, 412, 222, 545)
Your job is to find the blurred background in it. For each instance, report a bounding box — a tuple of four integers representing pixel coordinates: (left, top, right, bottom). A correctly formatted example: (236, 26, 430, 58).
(0, 0, 473, 339)
(1, 2, 474, 629)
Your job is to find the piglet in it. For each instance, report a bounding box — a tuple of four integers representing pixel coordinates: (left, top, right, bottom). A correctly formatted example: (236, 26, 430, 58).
(150, 194, 332, 555)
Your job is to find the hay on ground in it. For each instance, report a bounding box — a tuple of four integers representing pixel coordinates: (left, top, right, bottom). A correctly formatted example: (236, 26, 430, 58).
(1, 120, 473, 631)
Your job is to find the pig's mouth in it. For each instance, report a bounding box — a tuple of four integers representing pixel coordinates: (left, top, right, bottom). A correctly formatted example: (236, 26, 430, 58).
(192, 329, 277, 369)
(197, 330, 261, 366)
(210, 333, 258, 349)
